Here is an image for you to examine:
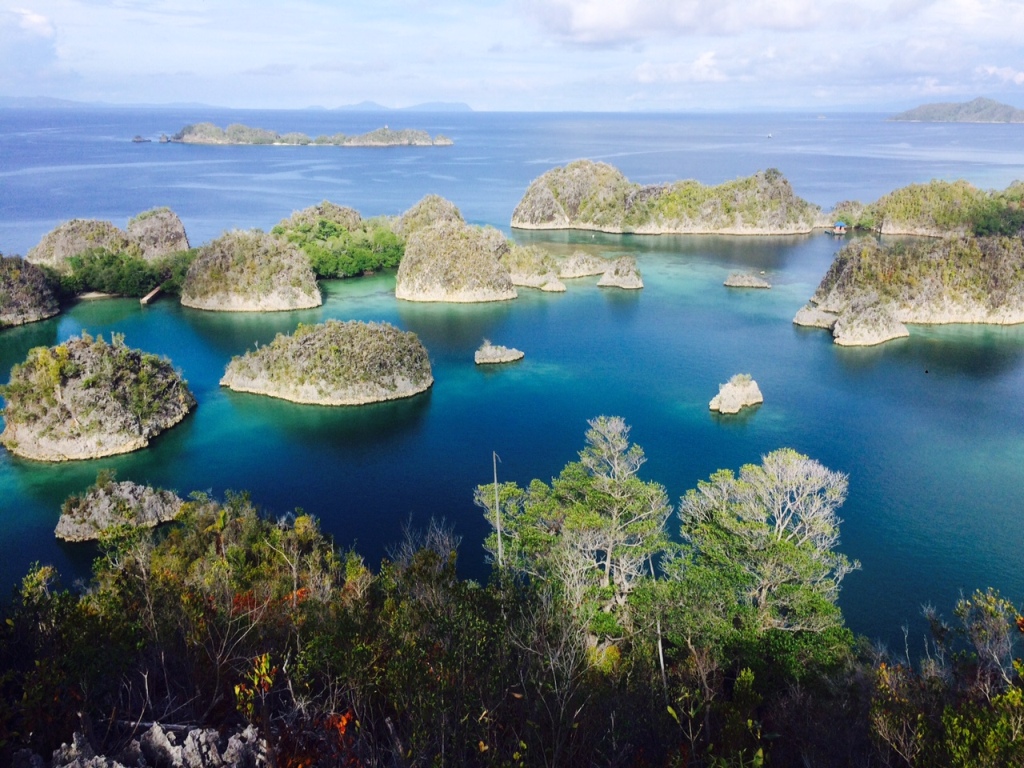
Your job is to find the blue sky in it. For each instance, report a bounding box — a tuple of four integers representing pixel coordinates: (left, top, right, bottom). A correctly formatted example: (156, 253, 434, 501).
(2, 0, 1023, 111)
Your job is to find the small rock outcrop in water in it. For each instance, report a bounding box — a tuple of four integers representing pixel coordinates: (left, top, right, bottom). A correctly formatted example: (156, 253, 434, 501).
(475, 340, 525, 365)
(500, 244, 565, 291)
(598, 256, 643, 289)
(709, 373, 764, 414)
(794, 235, 1024, 346)
(559, 250, 609, 278)
(26, 219, 136, 274)
(181, 229, 322, 312)
(55, 473, 184, 541)
(126, 207, 190, 259)
(221, 320, 433, 405)
(44, 722, 265, 768)
(0, 255, 60, 328)
(0, 333, 195, 461)
(395, 220, 517, 302)
(724, 272, 771, 289)
(512, 160, 821, 235)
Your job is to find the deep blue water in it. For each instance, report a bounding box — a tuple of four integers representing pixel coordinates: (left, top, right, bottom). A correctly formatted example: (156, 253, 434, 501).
(2, 108, 1024, 647)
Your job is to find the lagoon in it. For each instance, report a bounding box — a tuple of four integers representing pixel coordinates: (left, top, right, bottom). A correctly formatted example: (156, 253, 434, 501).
(2, 109, 1024, 645)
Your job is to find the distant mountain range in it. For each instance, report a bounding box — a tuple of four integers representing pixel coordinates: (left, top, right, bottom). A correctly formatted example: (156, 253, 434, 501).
(890, 97, 1024, 123)
(0, 95, 473, 112)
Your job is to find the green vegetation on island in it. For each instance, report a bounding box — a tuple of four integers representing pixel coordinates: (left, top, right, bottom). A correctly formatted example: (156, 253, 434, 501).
(272, 202, 404, 279)
(891, 96, 1024, 123)
(512, 160, 822, 234)
(0, 332, 195, 461)
(829, 179, 1024, 237)
(0, 254, 60, 328)
(172, 122, 454, 146)
(4, 416, 1021, 766)
(220, 320, 433, 405)
(795, 234, 1024, 345)
(181, 229, 322, 312)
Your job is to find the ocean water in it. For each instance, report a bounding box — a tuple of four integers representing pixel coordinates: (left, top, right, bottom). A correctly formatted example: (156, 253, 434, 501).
(2, 109, 1024, 646)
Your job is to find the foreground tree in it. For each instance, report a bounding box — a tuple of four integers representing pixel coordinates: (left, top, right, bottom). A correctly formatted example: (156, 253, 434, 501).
(477, 416, 671, 636)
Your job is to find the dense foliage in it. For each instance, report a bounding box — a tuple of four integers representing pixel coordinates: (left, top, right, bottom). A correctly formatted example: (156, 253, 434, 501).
(1, 419, 1021, 767)
(272, 203, 404, 279)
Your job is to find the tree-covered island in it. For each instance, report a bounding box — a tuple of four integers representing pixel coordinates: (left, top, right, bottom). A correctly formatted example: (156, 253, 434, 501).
(171, 122, 454, 146)
(890, 96, 1024, 123)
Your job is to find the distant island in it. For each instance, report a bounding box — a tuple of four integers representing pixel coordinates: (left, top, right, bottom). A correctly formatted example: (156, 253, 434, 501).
(170, 122, 453, 146)
(890, 97, 1024, 123)
(512, 161, 822, 235)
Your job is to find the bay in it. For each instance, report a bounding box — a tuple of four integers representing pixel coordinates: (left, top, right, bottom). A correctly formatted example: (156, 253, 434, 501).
(1, 108, 1023, 646)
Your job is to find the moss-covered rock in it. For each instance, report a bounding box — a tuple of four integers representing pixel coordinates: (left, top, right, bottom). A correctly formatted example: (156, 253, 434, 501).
(276, 201, 363, 232)
(27, 219, 137, 274)
(0, 333, 195, 461)
(0, 255, 60, 328)
(512, 161, 821, 235)
(395, 220, 517, 303)
(220, 320, 432, 405)
(181, 230, 322, 311)
(393, 194, 464, 238)
(126, 207, 190, 260)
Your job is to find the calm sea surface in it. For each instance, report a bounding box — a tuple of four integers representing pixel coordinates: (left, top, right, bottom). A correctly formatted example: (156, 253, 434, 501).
(2, 109, 1024, 646)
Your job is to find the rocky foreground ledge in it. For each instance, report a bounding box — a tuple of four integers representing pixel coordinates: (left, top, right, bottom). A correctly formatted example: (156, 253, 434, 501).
(0, 333, 195, 461)
(221, 320, 433, 405)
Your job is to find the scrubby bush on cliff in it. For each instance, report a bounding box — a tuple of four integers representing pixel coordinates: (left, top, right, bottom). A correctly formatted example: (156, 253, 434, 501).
(0, 254, 59, 327)
(0, 332, 195, 460)
(272, 202, 404, 278)
(181, 230, 321, 311)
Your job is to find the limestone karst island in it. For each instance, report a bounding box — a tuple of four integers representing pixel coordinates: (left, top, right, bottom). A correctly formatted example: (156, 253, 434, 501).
(0, 333, 195, 461)
(220, 320, 433, 405)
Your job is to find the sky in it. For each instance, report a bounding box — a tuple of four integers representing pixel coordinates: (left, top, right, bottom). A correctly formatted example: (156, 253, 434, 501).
(2, 0, 1024, 111)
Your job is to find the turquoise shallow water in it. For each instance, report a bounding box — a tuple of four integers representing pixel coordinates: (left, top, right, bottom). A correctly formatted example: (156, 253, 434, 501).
(2, 110, 1024, 646)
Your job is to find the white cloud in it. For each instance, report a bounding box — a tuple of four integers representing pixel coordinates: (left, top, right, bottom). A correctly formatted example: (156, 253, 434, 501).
(526, 0, 858, 44)
(635, 51, 726, 83)
(10, 7, 54, 36)
(977, 65, 1024, 86)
